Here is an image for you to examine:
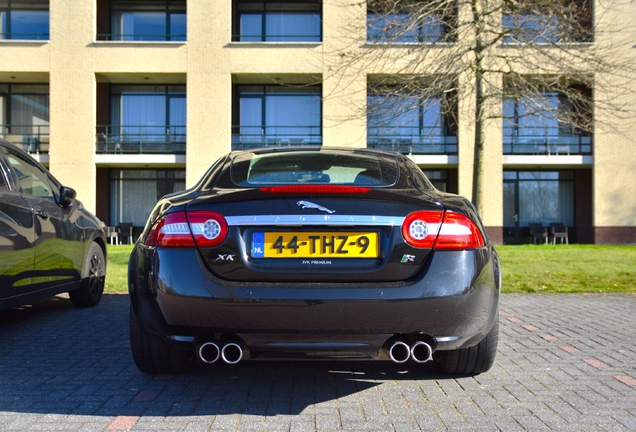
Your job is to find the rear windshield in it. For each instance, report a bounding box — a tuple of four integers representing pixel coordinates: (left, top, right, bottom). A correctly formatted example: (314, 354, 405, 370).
(231, 150, 399, 187)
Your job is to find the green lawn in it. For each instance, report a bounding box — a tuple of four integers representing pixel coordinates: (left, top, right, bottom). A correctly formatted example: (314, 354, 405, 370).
(105, 244, 636, 294)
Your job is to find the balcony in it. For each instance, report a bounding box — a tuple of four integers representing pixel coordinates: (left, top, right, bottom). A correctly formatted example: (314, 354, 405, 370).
(503, 134, 592, 155)
(95, 125, 185, 154)
(1, 125, 49, 154)
(96, 32, 186, 42)
(231, 126, 321, 150)
(367, 127, 457, 155)
(0, 32, 49, 41)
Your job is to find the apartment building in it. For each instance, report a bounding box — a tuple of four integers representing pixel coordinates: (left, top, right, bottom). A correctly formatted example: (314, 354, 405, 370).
(1, 0, 634, 244)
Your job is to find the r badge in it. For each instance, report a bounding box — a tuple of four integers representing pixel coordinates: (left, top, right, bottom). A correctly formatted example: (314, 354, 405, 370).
(400, 254, 415, 263)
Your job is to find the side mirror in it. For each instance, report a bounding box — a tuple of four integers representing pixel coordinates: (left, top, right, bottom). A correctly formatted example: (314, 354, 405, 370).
(59, 186, 77, 207)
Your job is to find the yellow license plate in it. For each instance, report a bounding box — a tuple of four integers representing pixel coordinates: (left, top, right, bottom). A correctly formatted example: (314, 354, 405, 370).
(251, 232, 379, 258)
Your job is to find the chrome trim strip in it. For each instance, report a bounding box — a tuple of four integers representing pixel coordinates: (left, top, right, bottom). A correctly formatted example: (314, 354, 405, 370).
(226, 215, 405, 227)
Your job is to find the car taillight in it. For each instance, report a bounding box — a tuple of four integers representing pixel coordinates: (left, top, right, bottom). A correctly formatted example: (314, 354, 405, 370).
(434, 211, 485, 250)
(402, 211, 485, 250)
(145, 211, 228, 248)
(402, 211, 443, 249)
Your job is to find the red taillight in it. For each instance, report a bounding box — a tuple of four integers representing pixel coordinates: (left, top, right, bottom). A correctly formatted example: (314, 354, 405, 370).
(434, 211, 485, 250)
(259, 185, 370, 194)
(187, 211, 228, 247)
(145, 211, 228, 248)
(402, 211, 443, 249)
(402, 211, 485, 250)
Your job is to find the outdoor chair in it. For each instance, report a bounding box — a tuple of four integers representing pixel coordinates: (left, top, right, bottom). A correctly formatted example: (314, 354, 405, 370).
(117, 222, 134, 244)
(549, 222, 569, 244)
(529, 223, 549, 244)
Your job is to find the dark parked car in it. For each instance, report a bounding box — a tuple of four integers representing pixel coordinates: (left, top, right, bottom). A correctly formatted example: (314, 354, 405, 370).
(129, 147, 500, 375)
(0, 139, 106, 310)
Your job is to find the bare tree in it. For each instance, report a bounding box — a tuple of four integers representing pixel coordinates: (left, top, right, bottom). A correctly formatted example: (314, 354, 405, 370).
(328, 0, 634, 214)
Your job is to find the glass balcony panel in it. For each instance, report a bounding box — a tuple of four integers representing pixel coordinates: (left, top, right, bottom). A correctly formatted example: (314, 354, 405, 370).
(96, 125, 186, 154)
(1, 125, 49, 153)
(367, 126, 456, 155)
(232, 126, 321, 150)
(503, 134, 592, 155)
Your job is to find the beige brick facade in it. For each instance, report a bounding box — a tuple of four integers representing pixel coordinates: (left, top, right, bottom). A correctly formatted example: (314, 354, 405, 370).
(0, 1, 634, 243)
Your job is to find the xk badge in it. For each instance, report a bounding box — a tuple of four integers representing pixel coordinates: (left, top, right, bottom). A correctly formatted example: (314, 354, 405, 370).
(400, 254, 415, 263)
(216, 254, 235, 261)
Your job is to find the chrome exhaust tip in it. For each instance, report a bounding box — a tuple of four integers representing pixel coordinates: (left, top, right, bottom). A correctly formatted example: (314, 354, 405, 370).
(221, 342, 244, 364)
(410, 341, 433, 363)
(388, 341, 411, 363)
(198, 342, 220, 364)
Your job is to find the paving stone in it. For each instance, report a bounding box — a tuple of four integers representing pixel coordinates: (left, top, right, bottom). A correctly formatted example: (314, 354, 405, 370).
(1, 294, 636, 431)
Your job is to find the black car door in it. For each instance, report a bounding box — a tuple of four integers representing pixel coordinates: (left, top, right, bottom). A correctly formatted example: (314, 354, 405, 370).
(2, 147, 85, 291)
(0, 158, 36, 294)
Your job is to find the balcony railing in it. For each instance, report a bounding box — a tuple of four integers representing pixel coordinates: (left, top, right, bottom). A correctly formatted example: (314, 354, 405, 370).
(1, 32, 50, 41)
(367, 127, 458, 154)
(231, 126, 322, 151)
(96, 125, 186, 154)
(233, 34, 321, 42)
(503, 134, 592, 155)
(1, 125, 49, 154)
(96, 33, 186, 41)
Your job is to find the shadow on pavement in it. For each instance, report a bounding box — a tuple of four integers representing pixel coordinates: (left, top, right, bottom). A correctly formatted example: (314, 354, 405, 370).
(0, 293, 448, 418)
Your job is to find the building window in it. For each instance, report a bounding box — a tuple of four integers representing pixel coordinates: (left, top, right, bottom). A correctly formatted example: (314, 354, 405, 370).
(98, 85, 186, 154)
(0, 84, 49, 153)
(367, 87, 457, 154)
(502, 0, 593, 44)
(233, 0, 321, 42)
(109, 169, 185, 227)
(104, 0, 186, 41)
(504, 171, 574, 229)
(233, 85, 321, 150)
(503, 90, 591, 155)
(0, 0, 49, 40)
(423, 170, 448, 192)
(367, 0, 455, 43)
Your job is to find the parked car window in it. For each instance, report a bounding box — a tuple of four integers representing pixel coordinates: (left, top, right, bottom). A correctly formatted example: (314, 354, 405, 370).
(4, 148, 57, 202)
(231, 150, 399, 186)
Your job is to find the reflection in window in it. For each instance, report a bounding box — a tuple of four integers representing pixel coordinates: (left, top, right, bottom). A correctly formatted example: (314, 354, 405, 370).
(367, 1, 455, 43)
(234, 0, 321, 42)
(0, 84, 49, 153)
(502, 1, 593, 43)
(367, 88, 457, 154)
(5, 150, 55, 200)
(0, 0, 49, 40)
(109, 169, 185, 226)
(109, 0, 186, 41)
(503, 90, 591, 155)
(505, 171, 573, 227)
(105, 85, 186, 153)
(234, 85, 321, 149)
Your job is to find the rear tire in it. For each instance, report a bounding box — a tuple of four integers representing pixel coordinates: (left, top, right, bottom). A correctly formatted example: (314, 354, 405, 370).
(433, 316, 499, 375)
(129, 307, 192, 374)
(69, 242, 105, 308)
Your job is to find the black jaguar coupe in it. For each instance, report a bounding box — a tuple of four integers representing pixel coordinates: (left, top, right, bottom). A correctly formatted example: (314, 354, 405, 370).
(128, 147, 501, 375)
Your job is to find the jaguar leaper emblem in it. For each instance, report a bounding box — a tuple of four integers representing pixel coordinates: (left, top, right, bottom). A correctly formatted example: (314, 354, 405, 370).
(297, 200, 335, 214)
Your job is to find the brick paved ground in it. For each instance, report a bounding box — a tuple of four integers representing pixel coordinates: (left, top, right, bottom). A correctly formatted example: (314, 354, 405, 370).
(0, 293, 635, 431)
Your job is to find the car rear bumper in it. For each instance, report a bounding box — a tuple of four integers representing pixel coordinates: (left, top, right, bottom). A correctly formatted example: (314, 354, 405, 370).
(128, 245, 500, 359)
